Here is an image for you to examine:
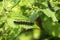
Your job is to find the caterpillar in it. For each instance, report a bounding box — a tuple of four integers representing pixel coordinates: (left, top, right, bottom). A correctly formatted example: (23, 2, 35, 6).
(47, 1, 55, 12)
(14, 21, 34, 26)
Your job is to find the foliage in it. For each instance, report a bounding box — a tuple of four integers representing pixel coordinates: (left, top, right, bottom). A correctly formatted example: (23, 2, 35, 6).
(0, 0, 60, 40)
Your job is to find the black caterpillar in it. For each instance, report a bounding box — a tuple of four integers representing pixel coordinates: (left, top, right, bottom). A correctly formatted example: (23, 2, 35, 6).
(14, 21, 34, 26)
(47, 1, 55, 12)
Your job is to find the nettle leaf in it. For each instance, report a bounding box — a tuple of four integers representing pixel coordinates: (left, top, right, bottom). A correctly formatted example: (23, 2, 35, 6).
(6, 14, 38, 29)
(19, 0, 34, 7)
(28, 0, 58, 22)
(42, 9, 58, 22)
(3, 0, 20, 11)
(5, 14, 40, 40)
(29, 10, 40, 22)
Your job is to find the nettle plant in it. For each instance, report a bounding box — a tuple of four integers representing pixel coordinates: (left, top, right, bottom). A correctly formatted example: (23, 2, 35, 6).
(0, 0, 60, 40)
